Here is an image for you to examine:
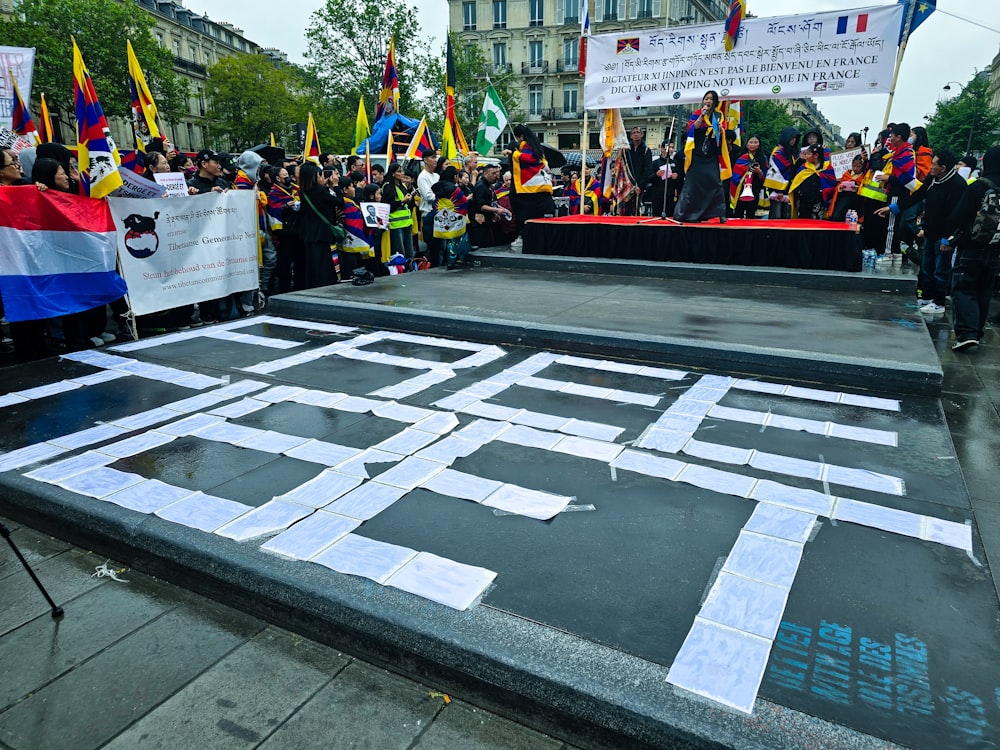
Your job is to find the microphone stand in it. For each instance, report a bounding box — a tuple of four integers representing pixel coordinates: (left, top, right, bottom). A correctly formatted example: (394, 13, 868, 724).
(0, 521, 64, 618)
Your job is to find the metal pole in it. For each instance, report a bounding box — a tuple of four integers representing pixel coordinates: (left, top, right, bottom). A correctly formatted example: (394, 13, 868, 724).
(882, 0, 918, 129)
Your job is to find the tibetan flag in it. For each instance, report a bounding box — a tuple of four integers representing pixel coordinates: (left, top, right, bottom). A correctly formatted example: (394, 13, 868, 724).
(404, 116, 435, 160)
(270, 132, 276, 147)
(474, 82, 508, 155)
(445, 36, 468, 155)
(0, 186, 128, 322)
(724, 0, 746, 52)
(304, 112, 321, 164)
(898, 0, 936, 44)
(10, 70, 38, 144)
(354, 97, 370, 151)
(836, 13, 869, 34)
(375, 37, 400, 122)
(126, 40, 161, 154)
(722, 99, 742, 147)
(579, 0, 590, 75)
(38, 93, 54, 144)
(387, 129, 397, 165)
(601, 108, 627, 156)
(73, 39, 122, 198)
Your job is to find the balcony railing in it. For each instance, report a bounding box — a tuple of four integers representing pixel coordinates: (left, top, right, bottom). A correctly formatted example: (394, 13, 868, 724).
(174, 56, 207, 76)
(492, 62, 513, 74)
(521, 60, 550, 74)
(559, 110, 581, 119)
(556, 58, 580, 73)
(563, 15, 579, 25)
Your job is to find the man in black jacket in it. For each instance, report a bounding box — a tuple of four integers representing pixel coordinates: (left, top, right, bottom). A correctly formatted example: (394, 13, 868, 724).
(940, 145, 1000, 350)
(187, 149, 229, 194)
(876, 149, 966, 314)
(622, 126, 652, 215)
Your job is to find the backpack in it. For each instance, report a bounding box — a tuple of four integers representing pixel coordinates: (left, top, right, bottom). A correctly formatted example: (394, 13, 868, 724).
(412, 255, 432, 271)
(970, 177, 1000, 246)
(351, 267, 375, 286)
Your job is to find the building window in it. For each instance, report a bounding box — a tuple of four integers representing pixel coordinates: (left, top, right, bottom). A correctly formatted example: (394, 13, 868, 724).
(563, 38, 578, 67)
(563, 83, 578, 114)
(492, 0, 506, 29)
(493, 42, 507, 68)
(463, 1, 477, 30)
(529, 40, 544, 66)
(155, 32, 164, 47)
(604, 0, 618, 21)
(564, 0, 579, 25)
(634, 0, 653, 18)
(186, 122, 195, 149)
(529, 0, 544, 26)
(173, 39, 180, 56)
(529, 84, 543, 115)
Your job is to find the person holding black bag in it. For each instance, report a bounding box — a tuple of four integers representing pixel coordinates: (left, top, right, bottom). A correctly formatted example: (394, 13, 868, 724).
(297, 162, 345, 289)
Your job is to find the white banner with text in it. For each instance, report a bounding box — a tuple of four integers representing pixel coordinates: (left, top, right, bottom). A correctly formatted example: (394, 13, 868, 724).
(0, 46, 35, 130)
(110, 190, 259, 315)
(583, 4, 903, 109)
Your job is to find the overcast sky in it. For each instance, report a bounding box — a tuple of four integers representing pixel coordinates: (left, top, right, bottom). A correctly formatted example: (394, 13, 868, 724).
(191, 0, 998, 138)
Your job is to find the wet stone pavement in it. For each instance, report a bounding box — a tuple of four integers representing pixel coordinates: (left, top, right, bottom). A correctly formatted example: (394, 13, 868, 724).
(0, 309, 998, 750)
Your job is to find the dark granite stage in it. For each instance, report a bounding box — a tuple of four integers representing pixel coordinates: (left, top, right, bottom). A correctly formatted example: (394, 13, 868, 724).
(521, 215, 863, 272)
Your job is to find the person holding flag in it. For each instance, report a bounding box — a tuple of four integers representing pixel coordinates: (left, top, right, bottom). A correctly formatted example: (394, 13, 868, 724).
(674, 90, 731, 223)
(72, 38, 122, 198)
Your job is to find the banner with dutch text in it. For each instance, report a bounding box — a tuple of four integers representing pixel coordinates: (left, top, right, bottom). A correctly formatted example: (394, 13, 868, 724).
(110, 191, 259, 315)
(583, 4, 903, 109)
(0, 46, 35, 130)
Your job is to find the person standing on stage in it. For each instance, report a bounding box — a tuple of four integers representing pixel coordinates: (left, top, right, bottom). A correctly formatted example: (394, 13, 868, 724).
(674, 91, 732, 223)
(507, 124, 556, 234)
(622, 126, 653, 216)
(729, 135, 768, 219)
(873, 122, 920, 259)
(647, 141, 672, 217)
(789, 144, 825, 220)
(763, 126, 801, 219)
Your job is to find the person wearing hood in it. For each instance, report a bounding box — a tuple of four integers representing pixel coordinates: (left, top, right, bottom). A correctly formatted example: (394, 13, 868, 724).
(674, 90, 732, 223)
(958, 155, 978, 183)
(234, 149, 275, 302)
(876, 148, 966, 313)
(939, 145, 1000, 350)
(764, 125, 801, 219)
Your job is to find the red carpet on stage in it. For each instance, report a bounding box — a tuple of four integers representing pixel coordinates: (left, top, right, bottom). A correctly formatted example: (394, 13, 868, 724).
(521, 215, 863, 271)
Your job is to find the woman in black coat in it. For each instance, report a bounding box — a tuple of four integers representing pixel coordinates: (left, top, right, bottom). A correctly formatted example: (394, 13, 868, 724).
(296, 163, 344, 288)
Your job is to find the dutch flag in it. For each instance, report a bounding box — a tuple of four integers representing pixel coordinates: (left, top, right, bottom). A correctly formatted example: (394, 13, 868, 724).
(836, 13, 869, 34)
(0, 187, 128, 323)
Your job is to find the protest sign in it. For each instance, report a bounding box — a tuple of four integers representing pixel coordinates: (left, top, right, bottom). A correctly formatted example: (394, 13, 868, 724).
(830, 147, 864, 177)
(114, 167, 165, 200)
(0, 47, 35, 129)
(360, 201, 390, 229)
(584, 4, 903, 109)
(109, 190, 259, 315)
(153, 171, 189, 197)
(0, 126, 33, 154)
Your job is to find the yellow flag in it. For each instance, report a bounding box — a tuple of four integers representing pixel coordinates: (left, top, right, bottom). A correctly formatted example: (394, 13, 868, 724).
(354, 97, 370, 151)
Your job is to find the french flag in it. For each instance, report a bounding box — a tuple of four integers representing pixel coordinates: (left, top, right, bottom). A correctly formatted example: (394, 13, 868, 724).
(0, 187, 128, 322)
(836, 14, 869, 34)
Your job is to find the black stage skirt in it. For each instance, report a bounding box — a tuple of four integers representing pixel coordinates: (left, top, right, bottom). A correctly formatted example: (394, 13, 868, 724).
(674, 152, 726, 222)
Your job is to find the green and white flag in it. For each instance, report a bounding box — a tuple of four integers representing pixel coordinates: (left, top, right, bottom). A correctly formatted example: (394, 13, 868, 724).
(474, 83, 509, 155)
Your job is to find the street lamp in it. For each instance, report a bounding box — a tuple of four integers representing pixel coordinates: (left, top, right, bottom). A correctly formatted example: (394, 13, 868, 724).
(940, 82, 975, 154)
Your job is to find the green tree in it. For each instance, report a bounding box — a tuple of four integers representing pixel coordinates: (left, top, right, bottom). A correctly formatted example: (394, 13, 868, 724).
(925, 73, 1000, 156)
(742, 99, 796, 154)
(2, 0, 187, 130)
(304, 0, 430, 124)
(203, 54, 303, 151)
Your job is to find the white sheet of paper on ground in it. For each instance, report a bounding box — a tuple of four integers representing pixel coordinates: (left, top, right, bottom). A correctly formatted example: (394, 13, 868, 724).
(412, 412, 460, 435)
(606, 390, 661, 407)
(922, 516, 973, 552)
(371, 370, 457, 399)
(682, 439, 754, 466)
(509, 410, 571, 431)
(459, 381, 512, 399)
(667, 618, 772, 714)
(0, 443, 66, 472)
(840, 393, 901, 411)
(708, 405, 768, 426)
(284, 439, 360, 467)
(484, 370, 527, 385)
(334, 448, 404, 478)
(653, 414, 704, 433)
(332, 396, 385, 413)
(749, 452, 824, 481)
(155, 492, 253, 532)
(60, 350, 133, 368)
(207, 398, 270, 419)
(552, 435, 624, 463)
(559, 419, 625, 442)
(46, 423, 130, 450)
(481, 484, 572, 520)
(14, 380, 83, 400)
(276, 470, 362, 508)
(454, 419, 511, 444)
(215, 500, 314, 541)
(325, 482, 409, 520)
(414, 436, 482, 464)
(25, 451, 115, 482)
(783, 385, 841, 403)
(104, 478, 196, 513)
(677, 464, 756, 498)
(679, 386, 730, 404)
(56, 467, 146, 499)
(558, 382, 616, 400)
(825, 465, 904, 496)
(751, 480, 835, 517)
(698, 572, 790, 640)
(421, 469, 504, 503)
(157, 413, 226, 437)
(611, 450, 686, 481)
(311, 533, 417, 584)
(827, 423, 898, 447)
(96, 431, 176, 458)
(387, 552, 497, 610)
(431, 393, 481, 411)
(744, 503, 817, 543)
(257, 385, 308, 403)
(213, 379, 269, 399)
(833, 498, 922, 538)
(496, 425, 564, 451)
(637, 428, 690, 454)
(109, 407, 178, 431)
(261, 511, 359, 559)
(0, 393, 30, 408)
(722, 531, 804, 588)
(235, 430, 311, 454)
(667, 399, 716, 418)
(264, 317, 355, 334)
(169, 373, 222, 390)
(766, 413, 825, 435)
(555, 354, 601, 368)
(197, 421, 266, 446)
(373, 428, 441, 456)
(733, 379, 787, 395)
(636, 365, 688, 380)
(370, 401, 434, 423)
(374, 457, 446, 490)
(460, 400, 523, 421)
(163, 392, 236, 413)
(288, 389, 348, 408)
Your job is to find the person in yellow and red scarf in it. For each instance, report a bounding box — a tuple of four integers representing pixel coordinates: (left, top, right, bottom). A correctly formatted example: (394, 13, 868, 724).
(674, 90, 732, 223)
(508, 124, 556, 235)
(729, 135, 768, 219)
(565, 166, 601, 215)
(827, 153, 867, 222)
(790, 144, 825, 220)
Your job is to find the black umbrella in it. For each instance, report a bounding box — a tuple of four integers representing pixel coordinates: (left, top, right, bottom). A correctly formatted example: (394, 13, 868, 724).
(561, 151, 599, 168)
(542, 144, 567, 168)
(250, 143, 286, 165)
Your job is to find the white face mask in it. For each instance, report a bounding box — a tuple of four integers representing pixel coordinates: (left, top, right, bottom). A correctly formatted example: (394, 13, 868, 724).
(958, 166, 972, 180)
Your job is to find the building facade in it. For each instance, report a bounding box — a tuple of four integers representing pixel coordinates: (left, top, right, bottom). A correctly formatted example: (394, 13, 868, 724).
(450, 0, 841, 151)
